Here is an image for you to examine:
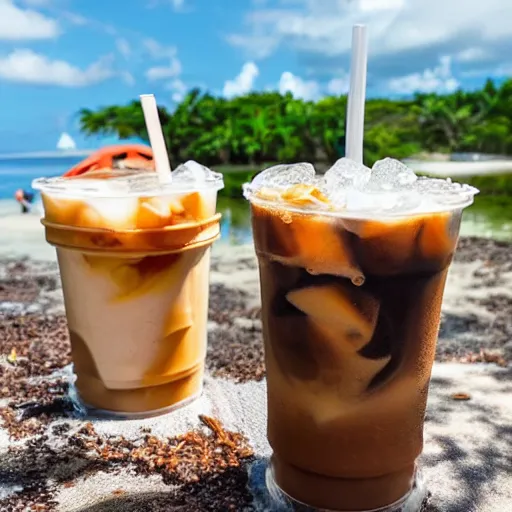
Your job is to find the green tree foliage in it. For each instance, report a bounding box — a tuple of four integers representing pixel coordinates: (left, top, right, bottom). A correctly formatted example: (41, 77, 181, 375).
(79, 79, 512, 168)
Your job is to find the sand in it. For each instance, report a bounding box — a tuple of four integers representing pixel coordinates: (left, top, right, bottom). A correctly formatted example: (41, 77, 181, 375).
(1, 365, 510, 511)
(0, 238, 511, 511)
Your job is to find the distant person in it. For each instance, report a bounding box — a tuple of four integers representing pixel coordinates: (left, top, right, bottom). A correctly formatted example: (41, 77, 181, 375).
(15, 188, 34, 214)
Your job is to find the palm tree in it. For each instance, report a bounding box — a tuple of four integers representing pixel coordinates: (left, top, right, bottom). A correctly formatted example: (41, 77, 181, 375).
(310, 96, 347, 163)
(414, 93, 474, 151)
(76, 78, 512, 170)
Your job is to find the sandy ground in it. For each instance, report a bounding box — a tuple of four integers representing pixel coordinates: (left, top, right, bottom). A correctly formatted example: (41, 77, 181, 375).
(0, 239, 511, 511)
(1, 365, 510, 511)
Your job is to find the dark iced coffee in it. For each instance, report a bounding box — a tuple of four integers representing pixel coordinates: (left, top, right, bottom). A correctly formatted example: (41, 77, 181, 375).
(245, 159, 478, 511)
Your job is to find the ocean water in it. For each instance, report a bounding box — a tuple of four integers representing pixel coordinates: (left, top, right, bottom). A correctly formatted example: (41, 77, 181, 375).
(0, 155, 79, 260)
(0, 154, 510, 261)
(0, 154, 252, 260)
(0, 154, 83, 201)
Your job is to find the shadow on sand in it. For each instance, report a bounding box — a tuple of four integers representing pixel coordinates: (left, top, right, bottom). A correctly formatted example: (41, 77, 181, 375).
(71, 465, 254, 512)
(423, 368, 511, 512)
(1, 368, 509, 512)
(0, 437, 254, 512)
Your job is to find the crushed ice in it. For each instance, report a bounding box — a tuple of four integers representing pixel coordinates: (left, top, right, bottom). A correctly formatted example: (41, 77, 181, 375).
(251, 162, 315, 190)
(172, 160, 222, 184)
(367, 158, 417, 190)
(36, 160, 223, 197)
(245, 158, 479, 215)
(125, 160, 222, 191)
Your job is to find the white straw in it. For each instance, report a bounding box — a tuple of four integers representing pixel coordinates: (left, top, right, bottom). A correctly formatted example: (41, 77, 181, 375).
(140, 94, 172, 183)
(345, 25, 369, 164)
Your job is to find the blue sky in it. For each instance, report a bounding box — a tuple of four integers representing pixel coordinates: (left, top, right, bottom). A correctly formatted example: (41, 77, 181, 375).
(0, 0, 511, 153)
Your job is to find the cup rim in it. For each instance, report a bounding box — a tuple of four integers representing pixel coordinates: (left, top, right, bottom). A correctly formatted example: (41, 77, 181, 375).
(243, 183, 479, 220)
(32, 168, 224, 198)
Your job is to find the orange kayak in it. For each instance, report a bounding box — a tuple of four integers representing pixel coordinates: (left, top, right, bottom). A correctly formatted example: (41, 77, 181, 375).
(64, 144, 154, 177)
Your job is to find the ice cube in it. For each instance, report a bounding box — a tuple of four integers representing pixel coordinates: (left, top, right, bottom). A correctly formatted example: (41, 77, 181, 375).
(321, 158, 370, 208)
(349, 159, 420, 213)
(344, 188, 421, 214)
(287, 214, 363, 282)
(172, 160, 215, 183)
(325, 158, 372, 191)
(180, 191, 208, 220)
(136, 197, 171, 229)
(415, 177, 479, 207)
(286, 284, 378, 352)
(81, 197, 139, 229)
(369, 158, 417, 191)
(124, 172, 161, 193)
(41, 195, 81, 225)
(66, 176, 131, 196)
(251, 162, 315, 190)
(344, 189, 378, 211)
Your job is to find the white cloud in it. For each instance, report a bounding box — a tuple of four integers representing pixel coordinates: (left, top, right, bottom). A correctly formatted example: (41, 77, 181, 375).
(228, 0, 512, 91)
(359, 0, 406, 11)
(147, 0, 187, 11)
(58, 10, 116, 34)
(278, 71, 319, 100)
(327, 75, 350, 95)
(167, 78, 187, 102)
(455, 47, 488, 63)
(388, 56, 460, 95)
(486, 63, 512, 78)
(146, 57, 182, 81)
(260, 1, 510, 56)
(0, 49, 114, 86)
(63, 12, 88, 26)
(0, 0, 59, 40)
(225, 34, 279, 60)
(143, 38, 177, 59)
(116, 38, 131, 59)
(121, 71, 135, 86)
(223, 62, 259, 98)
(142, 37, 186, 93)
(19, 0, 51, 6)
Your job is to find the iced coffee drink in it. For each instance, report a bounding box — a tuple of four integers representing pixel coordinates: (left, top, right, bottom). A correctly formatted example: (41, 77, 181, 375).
(33, 162, 223, 416)
(244, 159, 478, 511)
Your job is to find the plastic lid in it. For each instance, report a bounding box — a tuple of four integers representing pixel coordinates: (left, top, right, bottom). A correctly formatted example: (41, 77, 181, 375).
(33, 162, 224, 198)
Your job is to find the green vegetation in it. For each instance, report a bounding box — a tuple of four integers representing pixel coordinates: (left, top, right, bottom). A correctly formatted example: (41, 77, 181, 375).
(77, 82, 512, 240)
(222, 171, 253, 198)
(79, 79, 512, 173)
(461, 174, 512, 196)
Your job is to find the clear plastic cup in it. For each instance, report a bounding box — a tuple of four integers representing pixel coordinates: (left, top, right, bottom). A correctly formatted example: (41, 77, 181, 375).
(33, 167, 223, 417)
(244, 165, 478, 511)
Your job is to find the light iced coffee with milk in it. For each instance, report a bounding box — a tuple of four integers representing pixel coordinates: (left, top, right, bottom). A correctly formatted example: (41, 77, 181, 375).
(33, 162, 223, 416)
(245, 158, 478, 511)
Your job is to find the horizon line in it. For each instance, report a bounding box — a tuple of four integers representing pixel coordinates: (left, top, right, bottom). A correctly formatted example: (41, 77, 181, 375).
(0, 149, 95, 161)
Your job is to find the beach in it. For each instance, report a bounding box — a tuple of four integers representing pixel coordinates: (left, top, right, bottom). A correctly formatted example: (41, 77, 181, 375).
(3, 1, 512, 508)
(0, 235, 511, 511)
(0, 200, 54, 262)
(0, 198, 248, 262)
